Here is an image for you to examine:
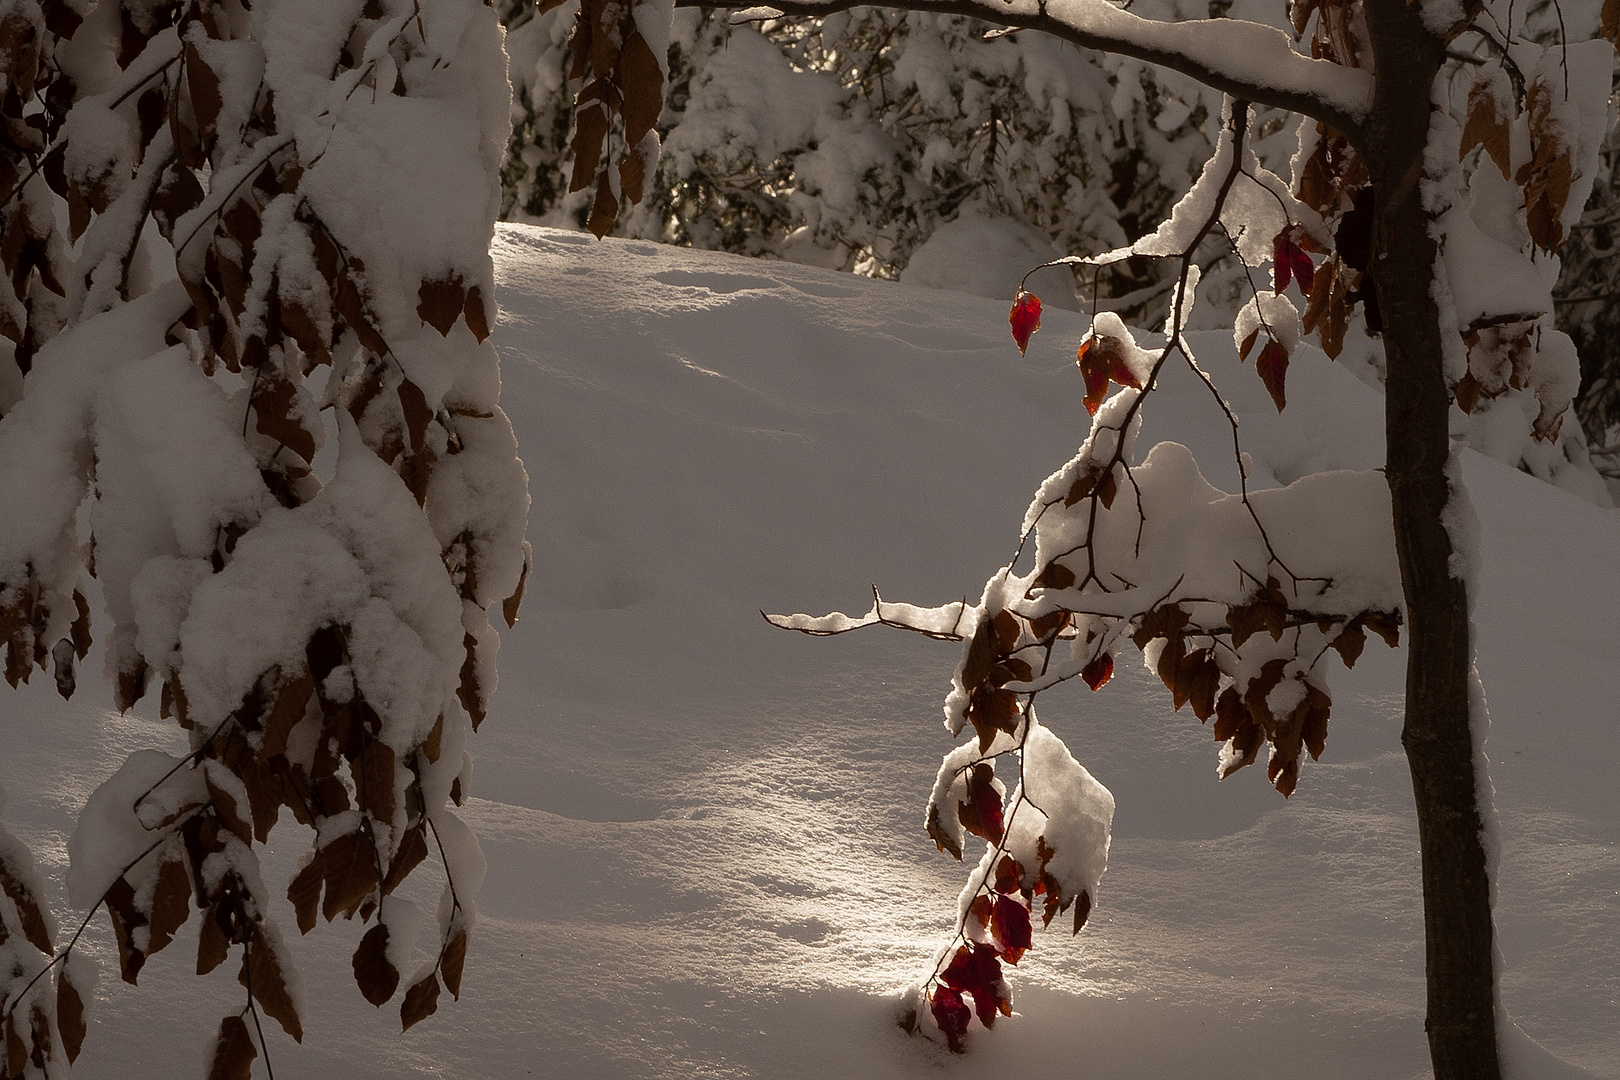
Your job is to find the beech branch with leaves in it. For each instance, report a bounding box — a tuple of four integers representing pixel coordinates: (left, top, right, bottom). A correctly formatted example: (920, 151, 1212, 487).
(769, 101, 1406, 1052)
(0, 0, 526, 1075)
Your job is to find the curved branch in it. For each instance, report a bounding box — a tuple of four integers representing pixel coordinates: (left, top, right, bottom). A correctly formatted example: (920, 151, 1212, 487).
(688, 0, 1372, 134)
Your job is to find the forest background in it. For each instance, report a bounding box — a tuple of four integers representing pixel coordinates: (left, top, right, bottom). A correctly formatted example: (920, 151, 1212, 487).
(497, 0, 1620, 503)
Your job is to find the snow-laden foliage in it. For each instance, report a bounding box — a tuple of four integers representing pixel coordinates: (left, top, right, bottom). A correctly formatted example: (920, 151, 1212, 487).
(1425, 32, 1614, 504)
(0, 0, 526, 1070)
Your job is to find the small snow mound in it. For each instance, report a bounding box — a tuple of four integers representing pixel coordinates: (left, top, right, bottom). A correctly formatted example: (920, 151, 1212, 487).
(901, 209, 1080, 310)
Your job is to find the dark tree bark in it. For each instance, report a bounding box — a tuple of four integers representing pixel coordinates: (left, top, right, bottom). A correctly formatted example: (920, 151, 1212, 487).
(1362, 1, 1502, 1076)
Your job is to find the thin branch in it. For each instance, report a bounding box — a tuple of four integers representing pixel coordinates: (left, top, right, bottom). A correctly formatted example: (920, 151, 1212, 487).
(243, 938, 276, 1080)
(2, 806, 208, 1023)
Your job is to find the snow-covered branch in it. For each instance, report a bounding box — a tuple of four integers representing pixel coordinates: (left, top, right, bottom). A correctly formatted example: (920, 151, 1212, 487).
(690, 0, 1373, 132)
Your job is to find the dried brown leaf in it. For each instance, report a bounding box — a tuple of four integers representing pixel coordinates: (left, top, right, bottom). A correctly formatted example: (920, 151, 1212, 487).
(441, 928, 468, 1000)
(355, 738, 396, 825)
(1242, 658, 1289, 730)
(197, 901, 230, 975)
(2, 1010, 22, 1076)
(618, 32, 663, 149)
(503, 542, 531, 627)
(206, 1015, 256, 1080)
(464, 284, 491, 343)
(70, 588, 91, 659)
(145, 853, 192, 957)
(1071, 890, 1092, 935)
(0, 856, 52, 954)
(400, 972, 440, 1032)
(56, 966, 86, 1063)
(957, 763, 1004, 845)
(568, 90, 609, 195)
(251, 368, 317, 464)
(382, 825, 428, 896)
(260, 671, 314, 762)
(926, 801, 963, 860)
(354, 923, 399, 1006)
(287, 853, 324, 934)
(1330, 621, 1366, 668)
(1130, 603, 1189, 650)
(321, 829, 381, 922)
(1364, 612, 1401, 648)
(587, 168, 618, 239)
(205, 773, 253, 846)
(1460, 79, 1512, 181)
(397, 378, 432, 456)
(185, 41, 223, 151)
(457, 632, 485, 730)
(417, 275, 466, 336)
(243, 926, 303, 1042)
(105, 876, 148, 984)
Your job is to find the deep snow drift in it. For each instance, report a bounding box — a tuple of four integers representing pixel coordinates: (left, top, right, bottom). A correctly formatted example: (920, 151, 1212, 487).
(1, 223, 1616, 1078)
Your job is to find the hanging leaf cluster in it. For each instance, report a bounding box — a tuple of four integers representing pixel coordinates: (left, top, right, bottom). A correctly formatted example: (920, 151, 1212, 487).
(562, 0, 665, 237)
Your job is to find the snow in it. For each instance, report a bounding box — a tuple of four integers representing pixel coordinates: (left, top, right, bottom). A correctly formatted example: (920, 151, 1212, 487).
(0, 224, 1616, 1077)
(901, 209, 1082, 310)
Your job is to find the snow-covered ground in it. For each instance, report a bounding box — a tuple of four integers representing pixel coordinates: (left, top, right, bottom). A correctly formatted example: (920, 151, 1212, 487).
(2, 223, 1617, 1078)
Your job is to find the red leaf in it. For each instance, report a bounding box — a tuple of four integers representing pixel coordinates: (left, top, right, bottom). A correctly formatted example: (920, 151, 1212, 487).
(967, 894, 992, 936)
(1107, 356, 1141, 390)
(1257, 340, 1289, 412)
(1077, 333, 1136, 414)
(1080, 353, 1109, 415)
(1273, 228, 1314, 294)
(1291, 247, 1316, 295)
(940, 944, 1007, 1028)
(990, 895, 1033, 959)
(994, 856, 1024, 895)
(1081, 653, 1113, 691)
(1009, 290, 1042, 354)
(957, 763, 1004, 845)
(929, 986, 971, 1052)
(1273, 232, 1292, 294)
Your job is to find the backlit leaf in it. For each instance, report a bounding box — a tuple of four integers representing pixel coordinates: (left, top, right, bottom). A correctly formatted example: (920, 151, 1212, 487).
(1257, 340, 1289, 412)
(929, 985, 970, 1052)
(1081, 652, 1113, 691)
(957, 763, 1004, 845)
(1009, 290, 1041, 354)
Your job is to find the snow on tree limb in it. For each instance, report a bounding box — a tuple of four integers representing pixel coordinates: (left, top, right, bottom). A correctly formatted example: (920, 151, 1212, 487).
(679, 0, 1374, 131)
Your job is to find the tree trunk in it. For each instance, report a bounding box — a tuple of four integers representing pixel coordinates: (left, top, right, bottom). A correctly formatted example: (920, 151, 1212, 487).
(1363, 2, 1502, 1077)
